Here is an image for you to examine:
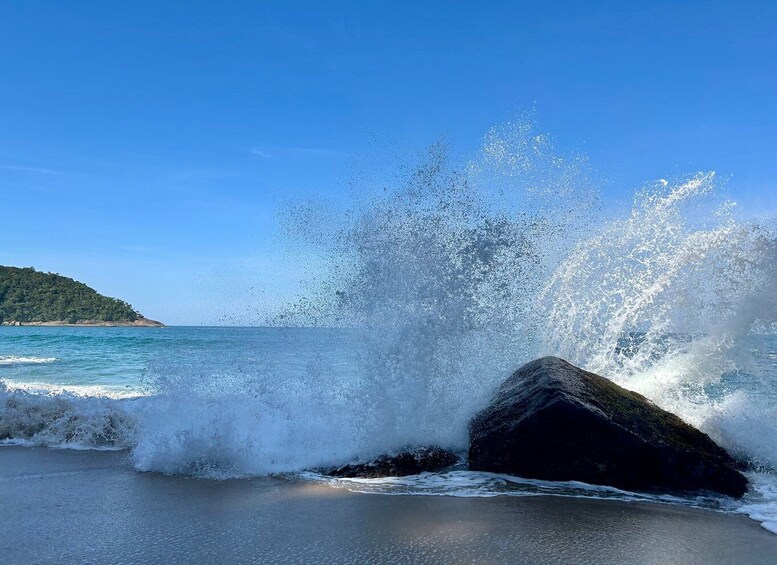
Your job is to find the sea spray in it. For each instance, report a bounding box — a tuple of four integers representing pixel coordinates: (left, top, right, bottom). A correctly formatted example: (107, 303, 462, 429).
(540, 172, 777, 469)
(1, 120, 776, 526)
(273, 123, 600, 455)
(272, 119, 777, 487)
(129, 328, 368, 476)
(113, 121, 599, 474)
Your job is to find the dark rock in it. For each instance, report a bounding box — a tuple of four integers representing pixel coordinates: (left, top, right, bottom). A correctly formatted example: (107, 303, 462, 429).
(469, 357, 748, 497)
(325, 446, 460, 478)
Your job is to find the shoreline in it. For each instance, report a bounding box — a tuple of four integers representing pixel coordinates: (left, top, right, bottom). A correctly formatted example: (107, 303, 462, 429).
(2, 446, 776, 564)
(0, 318, 164, 327)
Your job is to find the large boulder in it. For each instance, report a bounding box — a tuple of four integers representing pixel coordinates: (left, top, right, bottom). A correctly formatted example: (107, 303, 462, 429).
(469, 357, 748, 497)
(325, 446, 459, 478)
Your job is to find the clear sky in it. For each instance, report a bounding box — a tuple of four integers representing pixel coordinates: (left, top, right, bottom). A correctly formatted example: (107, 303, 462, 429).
(1, 1, 776, 325)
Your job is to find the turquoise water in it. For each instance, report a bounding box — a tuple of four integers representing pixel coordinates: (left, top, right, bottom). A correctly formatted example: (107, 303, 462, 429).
(1, 325, 777, 534)
(0, 326, 360, 396)
(1, 326, 165, 394)
(3, 326, 775, 403)
(2, 325, 776, 444)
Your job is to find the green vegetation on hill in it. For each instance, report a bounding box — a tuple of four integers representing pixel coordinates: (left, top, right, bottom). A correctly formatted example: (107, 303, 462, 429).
(0, 266, 142, 324)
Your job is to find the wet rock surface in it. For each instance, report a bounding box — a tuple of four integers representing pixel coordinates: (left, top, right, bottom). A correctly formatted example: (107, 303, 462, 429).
(469, 356, 748, 497)
(325, 446, 460, 479)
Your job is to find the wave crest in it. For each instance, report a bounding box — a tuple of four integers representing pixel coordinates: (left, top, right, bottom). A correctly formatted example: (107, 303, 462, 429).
(0, 381, 135, 449)
(0, 356, 58, 366)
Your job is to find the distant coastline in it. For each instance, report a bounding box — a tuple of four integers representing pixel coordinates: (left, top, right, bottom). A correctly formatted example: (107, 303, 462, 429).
(0, 266, 163, 327)
(1, 318, 164, 327)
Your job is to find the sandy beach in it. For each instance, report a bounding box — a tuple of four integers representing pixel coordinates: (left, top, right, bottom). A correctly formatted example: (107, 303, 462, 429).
(1, 446, 775, 564)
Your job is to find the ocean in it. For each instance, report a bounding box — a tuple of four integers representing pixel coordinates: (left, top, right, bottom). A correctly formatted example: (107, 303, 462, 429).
(1, 325, 776, 536)
(3, 122, 777, 542)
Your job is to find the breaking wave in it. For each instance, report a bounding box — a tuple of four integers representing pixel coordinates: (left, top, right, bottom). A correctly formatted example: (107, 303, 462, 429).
(0, 356, 58, 366)
(1, 118, 776, 532)
(0, 381, 135, 449)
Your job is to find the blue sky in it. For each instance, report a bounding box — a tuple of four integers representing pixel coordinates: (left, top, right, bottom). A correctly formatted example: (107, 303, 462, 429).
(1, 1, 776, 325)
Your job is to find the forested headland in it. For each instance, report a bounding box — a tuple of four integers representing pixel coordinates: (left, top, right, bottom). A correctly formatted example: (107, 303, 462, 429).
(0, 266, 162, 326)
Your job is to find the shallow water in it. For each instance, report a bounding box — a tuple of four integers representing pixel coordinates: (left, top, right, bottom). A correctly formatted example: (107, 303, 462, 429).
(6, 447, 776, 565)
(3, 120, 777, 535)
(1, 326, 776, 534)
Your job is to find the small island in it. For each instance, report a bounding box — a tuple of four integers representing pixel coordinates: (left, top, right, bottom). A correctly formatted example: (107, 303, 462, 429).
(0, 266, 163, 327)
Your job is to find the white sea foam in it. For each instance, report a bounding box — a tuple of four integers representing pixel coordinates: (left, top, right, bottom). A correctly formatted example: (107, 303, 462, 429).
(1, 119, 776, 534)
(306, 469, 736, 509)
(2, 379, 145, 399)
(0, 381, 137, 449)
(307, 469, 777, 534)
(0, 356, 58, 366)
(737, 472, 777, 534)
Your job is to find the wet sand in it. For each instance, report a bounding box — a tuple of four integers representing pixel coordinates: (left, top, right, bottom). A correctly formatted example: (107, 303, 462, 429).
(1, 446, 776, 564)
